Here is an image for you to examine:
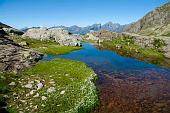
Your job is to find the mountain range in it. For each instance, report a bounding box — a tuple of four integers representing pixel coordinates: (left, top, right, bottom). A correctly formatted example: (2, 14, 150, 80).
(21, 22, 129, 35)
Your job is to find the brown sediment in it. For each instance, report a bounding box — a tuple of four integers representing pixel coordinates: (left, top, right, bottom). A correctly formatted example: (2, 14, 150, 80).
(93, 70, 170, 113)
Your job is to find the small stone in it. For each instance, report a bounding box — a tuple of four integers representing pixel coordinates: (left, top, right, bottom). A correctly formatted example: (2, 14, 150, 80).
(49, 81, 55, 84)
(47, 87, 56, 93)
(19, 111, 24, 113)
(19, 41, 27, 46)
(28, 81, 34, 84)
(26, 93, 30, 97)
(34, 105, 38, 109)
(33, 93, 39, 97)
(35, 80, 40, 83)
(41, 104, 45, 107)
(25, 83, 32, 89)
(13, 92, 17, 96)
(30, 90, 36, 95)
(60, 90, 65, 95)
(9, 82, 16, 86)
(41, 96, 47, 100)
(37, 83, 44, 90)
(20, 100, 26, 103)
(65, 74, 69, 76)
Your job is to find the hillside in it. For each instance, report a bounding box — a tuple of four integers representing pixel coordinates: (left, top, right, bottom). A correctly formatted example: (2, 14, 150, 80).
(126, 2, 170, 36)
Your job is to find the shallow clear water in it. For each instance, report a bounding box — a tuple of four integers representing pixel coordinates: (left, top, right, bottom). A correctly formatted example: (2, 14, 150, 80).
(43, 43, 170, 113)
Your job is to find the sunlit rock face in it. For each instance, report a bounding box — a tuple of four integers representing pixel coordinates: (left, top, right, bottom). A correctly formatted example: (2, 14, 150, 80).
(22, 28, 82, 46)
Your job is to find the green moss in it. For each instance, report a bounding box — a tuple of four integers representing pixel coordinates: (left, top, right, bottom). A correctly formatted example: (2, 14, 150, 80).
(7, 59, 99, 113)
(11, 36, 82, 55)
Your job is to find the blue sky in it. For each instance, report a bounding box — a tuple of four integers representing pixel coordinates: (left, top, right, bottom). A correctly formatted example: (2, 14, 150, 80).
(0, 0, 169, 28)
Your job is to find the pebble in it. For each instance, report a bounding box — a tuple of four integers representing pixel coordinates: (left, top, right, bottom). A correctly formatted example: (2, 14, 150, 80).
(37, 83, 44, 90)
(49, 81, 55, 84)
(30, 90, 36, 95)
(26, 93, 30, 97)
(47, 87, 56, 93)
(33, 93, 39, 97)
(34, 105, 38, 109)
(9, 82, 16, 86)
(20, 100, 26, 103)
(41, 104, 45, 107)
(41, 96, 47, 100)
(60, 90, 65, 95)
(35, 80, 40, 83)
(28, 81, 34, 84)
(25, 83, 33, 89)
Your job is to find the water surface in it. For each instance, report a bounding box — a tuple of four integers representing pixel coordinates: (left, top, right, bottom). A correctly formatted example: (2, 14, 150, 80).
(43, 43, 170, 113)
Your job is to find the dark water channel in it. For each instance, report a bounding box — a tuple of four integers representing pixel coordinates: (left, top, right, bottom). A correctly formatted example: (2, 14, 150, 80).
(43, 43, 170, 113)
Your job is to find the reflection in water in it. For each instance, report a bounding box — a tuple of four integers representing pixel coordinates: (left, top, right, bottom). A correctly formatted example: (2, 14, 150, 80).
(43, 43, 170, 113)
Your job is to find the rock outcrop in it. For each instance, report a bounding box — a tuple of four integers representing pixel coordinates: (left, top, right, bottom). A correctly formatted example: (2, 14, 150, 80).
(126, 2, 170, 36)
(0, 30, 42, 72)
(87, 31, 155, 47)
(22, 28, 82, 46)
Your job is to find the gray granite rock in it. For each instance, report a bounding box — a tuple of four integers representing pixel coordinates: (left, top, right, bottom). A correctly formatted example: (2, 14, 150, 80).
(22, 28, 82, 46)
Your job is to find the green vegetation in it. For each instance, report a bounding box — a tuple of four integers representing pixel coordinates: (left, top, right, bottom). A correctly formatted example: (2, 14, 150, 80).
(153, 38, 167, 49)
(0, 36, 99, 113)
(100, 37, 170, 67)
(4, 59, 98, 113)
(11, 36, 82, 55)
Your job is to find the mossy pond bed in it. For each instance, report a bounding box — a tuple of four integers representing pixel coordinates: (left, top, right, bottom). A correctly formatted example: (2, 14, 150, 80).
(43, 43, 170, 113)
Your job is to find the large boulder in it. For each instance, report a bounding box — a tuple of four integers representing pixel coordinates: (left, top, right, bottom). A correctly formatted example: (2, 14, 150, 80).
(0, 36, 43, 72)
(22, 28, 82, 46)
